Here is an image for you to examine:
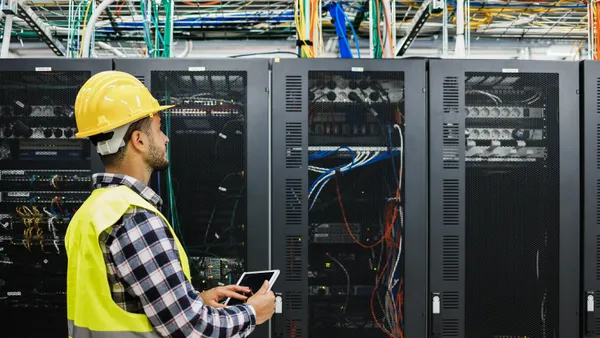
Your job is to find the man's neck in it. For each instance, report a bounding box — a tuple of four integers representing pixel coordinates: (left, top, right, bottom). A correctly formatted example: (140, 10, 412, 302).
(104, 163, 152, 186)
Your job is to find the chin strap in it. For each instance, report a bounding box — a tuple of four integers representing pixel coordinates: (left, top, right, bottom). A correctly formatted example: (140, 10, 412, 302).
(96, 122, 132, 156)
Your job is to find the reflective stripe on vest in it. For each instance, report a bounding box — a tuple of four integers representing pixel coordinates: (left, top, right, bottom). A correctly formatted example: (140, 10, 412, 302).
(68, 320, 160, 338)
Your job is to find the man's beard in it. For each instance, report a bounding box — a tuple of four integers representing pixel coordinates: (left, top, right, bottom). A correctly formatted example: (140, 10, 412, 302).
(148, 139, 169, 172)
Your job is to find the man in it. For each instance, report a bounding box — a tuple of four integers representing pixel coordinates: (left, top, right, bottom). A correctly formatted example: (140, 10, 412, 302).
(65, 71, 275, 338)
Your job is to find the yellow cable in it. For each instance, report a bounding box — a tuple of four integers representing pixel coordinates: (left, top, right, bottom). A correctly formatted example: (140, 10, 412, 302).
(78, 0, 94, 58)
(295, 0, 313, 57)
(22, 206, 33, 215)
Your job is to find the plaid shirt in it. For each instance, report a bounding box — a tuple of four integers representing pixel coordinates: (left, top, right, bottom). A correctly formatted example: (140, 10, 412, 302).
(94, 173, 256, 338)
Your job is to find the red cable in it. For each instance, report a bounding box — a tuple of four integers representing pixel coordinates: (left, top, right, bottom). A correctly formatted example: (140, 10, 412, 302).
(334, 174, 391, 249)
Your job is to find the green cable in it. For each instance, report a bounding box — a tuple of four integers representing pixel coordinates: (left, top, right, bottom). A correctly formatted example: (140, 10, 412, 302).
(162, 0, 172, 57)
(70, 0, 89, 57)
(163, 87, 187, 253)
(371, 0, 382, 58)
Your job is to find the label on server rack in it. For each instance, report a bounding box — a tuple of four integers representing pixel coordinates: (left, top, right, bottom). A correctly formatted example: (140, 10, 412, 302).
(7, 192, 29, 197)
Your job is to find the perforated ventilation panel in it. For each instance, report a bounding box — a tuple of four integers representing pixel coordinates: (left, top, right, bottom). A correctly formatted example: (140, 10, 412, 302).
(597, 125, 600, 170)
(0, 70, 94, 338)
(596, 294, 600, 334)
(597, 78, 600, 113)
(285, 236, 302, 282)
(286, 291, 303, 310)
(286, 320, 303, 337)
(443, 179, 459, 226)
(443, 319, 460, 337)
(464, 72, 560, 338)
(307, 69, 405, 338)
(443, 292, 459, 310)
(286, 179, 303, 226)
(150, 71, 248, 290)
(597, 235, 600, 280)
(442, 236, 459, 282)
(286, 76, 303, 114)
(286, 122, 303, 168)
(443, 124, 460, 169)
(443, 77, 460, 114)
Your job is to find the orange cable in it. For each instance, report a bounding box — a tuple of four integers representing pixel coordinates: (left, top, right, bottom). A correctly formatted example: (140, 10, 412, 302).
(380, 0, 394, 56)
(334, 173, 393, 249)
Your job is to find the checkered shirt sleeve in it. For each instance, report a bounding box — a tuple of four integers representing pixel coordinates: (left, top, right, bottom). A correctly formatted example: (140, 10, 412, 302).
(107, 210, 257, 338)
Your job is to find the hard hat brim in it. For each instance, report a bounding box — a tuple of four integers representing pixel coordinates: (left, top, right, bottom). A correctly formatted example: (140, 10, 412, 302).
(75, 105, 175, 139)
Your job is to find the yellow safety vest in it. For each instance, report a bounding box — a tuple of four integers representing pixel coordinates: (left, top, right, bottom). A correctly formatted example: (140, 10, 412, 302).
(65, 185, 191, 338)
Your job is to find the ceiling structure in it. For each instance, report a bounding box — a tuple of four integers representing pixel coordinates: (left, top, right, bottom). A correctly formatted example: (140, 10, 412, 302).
(0, 0, 590, 59)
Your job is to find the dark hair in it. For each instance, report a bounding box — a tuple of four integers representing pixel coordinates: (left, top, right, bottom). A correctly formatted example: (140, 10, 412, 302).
(90, 117, 153, 167)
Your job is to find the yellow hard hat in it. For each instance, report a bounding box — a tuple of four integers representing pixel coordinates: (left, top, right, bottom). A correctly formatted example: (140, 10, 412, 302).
(74, 71, 174, 139)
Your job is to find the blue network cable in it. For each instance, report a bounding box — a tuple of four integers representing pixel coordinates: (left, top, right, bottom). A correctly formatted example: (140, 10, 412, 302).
(325, 2, 361, 58)
(308, 149, 400, 209)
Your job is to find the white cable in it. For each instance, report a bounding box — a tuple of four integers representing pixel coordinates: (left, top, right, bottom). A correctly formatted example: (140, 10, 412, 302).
(394, 124, 404, 192)
(326, 253, 350, 315)
(97, 41, 126, 57)
(81, 0, 116, 57)
(466, 90, 502, 104)
(176, 40, 193, 58)
(373, 243, 393, 336)
(50, 218, 57, 238)
(43, 208, 54, 217)
(1, 14, 14, 58)
(387, 207, 404, 333)
(526, 93, 541, 105)
(541, 289, 547, 337)
(308, 151, 380, 209)
(308, 151, 366, 200)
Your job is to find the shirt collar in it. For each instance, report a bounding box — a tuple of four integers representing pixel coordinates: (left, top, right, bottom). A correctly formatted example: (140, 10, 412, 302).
(92, 173, 163, 207)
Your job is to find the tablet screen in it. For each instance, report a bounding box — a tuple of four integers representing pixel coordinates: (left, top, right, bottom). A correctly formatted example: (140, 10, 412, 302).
(227, 271, 277, 306)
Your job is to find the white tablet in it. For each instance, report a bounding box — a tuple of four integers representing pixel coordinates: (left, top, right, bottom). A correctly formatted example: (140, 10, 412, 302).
(223, 269, 280, 306)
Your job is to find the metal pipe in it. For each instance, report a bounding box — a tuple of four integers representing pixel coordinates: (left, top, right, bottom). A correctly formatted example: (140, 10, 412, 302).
(381, 0, 393, 57)
(369, 0, 374, 58)
(455, 0, 465, 57)
(81, 0, 116, 57)
(1, 15, 14, 58)
(97, 41, 126, 57)
(588, 0, 594, 59)
(442, 0, 448, 57)
(304, 0, 310, 57)
(168, 0, 174, 56)
(466, 0, 470, 56)
(391, 0, 396, 57)
(176, 40, 192, 58)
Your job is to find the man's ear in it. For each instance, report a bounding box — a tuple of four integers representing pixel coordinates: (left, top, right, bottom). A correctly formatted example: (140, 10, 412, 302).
(129, 130, 147, 153)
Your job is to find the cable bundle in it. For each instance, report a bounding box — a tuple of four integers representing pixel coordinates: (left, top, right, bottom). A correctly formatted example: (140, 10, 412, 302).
(308, 123, 404, 337)
(371, 0, 395, 58)
(295, 0, 324, 57)
(308, 147, 400, 210)
(325, 2, 361, 58)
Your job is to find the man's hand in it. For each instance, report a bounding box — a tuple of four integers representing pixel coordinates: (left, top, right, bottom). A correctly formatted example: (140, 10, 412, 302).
(246, 280, 276, 325)
(199, 285, 251, 308)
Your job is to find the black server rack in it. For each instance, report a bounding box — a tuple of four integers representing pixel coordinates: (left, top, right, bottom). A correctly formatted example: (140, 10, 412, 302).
(582, 60, 600, 337)
(428, 59, 580, 338)
(271, 59, 428, 338)
(0, 59, 111, 337)
(113, 59, 270, 336)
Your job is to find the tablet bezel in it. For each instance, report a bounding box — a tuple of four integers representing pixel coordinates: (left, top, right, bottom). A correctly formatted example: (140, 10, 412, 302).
(222, 269, 280, 306)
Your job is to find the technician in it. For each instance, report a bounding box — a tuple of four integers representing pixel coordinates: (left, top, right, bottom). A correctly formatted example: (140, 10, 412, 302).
(65, 71, 275, 338)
